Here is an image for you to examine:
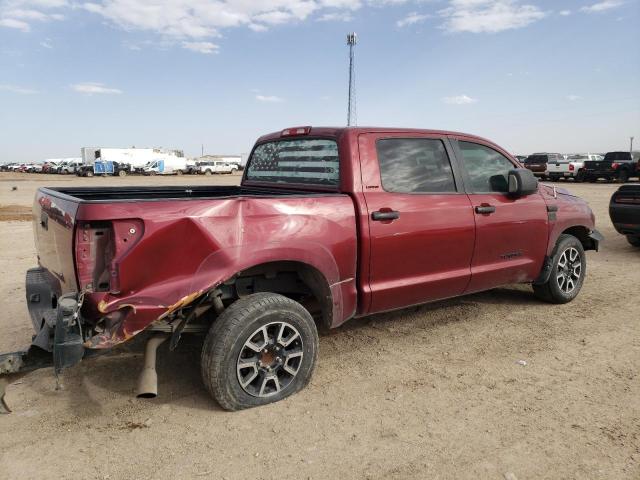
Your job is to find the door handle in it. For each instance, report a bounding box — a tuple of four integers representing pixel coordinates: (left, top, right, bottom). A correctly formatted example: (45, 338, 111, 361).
(371, 210, 400, 221)
(475, 205, 496, 215)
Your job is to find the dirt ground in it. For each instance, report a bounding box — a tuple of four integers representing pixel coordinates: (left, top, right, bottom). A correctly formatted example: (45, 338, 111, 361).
(0, 172, 638, 480)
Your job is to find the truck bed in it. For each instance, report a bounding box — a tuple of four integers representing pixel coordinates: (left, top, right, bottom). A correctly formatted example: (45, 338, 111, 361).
(43, 185, 331, 202)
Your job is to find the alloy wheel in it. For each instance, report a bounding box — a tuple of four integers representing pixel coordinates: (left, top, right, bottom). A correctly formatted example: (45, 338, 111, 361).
(556, 247, 582, 294)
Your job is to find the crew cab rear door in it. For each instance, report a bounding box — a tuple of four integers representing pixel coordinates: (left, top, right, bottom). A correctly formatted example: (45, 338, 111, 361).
(450, 137, 548, 292)
(359, 132, 475, 314)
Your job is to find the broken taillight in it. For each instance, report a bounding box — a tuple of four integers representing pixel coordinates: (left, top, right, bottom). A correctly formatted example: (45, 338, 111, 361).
(75, 219, 143, 294)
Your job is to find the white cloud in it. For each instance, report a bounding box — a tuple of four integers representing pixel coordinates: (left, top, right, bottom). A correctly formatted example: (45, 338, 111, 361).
(559, 9, 571, 16)
(71, 82, 122, 94)
(0, 83, 38, 94)
(256, 94, 284, 102)
(396, 11, 430, 27)
(317, 12, 354, 21)
(567, 94, 582, 101)
(182, 41, 219, 54)
(440, 0, 546, 33)
(580, 1, 624, 13)
(40, 38, 53, 48)
(443, 94, 477, 105)
(0, 17, 30, 31)
(0, 1, 67, 32)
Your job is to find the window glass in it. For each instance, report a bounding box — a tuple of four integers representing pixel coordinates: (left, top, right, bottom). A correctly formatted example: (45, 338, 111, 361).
(459, 141, 515, 193)
(246, 139, 339, 186)
(376, 138, 456, 193)
(524, 154, 547, 164)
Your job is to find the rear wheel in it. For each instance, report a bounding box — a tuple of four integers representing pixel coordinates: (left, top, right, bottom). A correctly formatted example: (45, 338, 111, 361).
(118, 169, 127, 177)
(201, 293, 319, 411)
(86, 171, 93, 177)
(617, 169, 630, 183)
(176, 169, 183, 175)
(533, 234, 586, 304)
(627, 235, 640, 247)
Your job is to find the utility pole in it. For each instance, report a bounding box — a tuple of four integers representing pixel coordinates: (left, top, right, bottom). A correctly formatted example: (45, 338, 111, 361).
(347, 32, 357, 127)
(201, 144, 204, 157)
(631, 136, 634, 154)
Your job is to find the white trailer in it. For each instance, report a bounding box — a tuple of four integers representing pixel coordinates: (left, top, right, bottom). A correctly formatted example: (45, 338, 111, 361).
(80, 147, 185, 175)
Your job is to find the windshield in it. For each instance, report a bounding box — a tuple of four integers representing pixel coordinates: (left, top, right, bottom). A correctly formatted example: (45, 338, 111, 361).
(604, 152, 631, 161)
(246, 138, 339, 186)
(525, 155, 547, 164)
(569, 155, 588, 160)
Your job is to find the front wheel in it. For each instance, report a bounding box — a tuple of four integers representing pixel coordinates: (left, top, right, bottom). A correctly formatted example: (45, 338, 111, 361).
(204, 170, 212, 176)
(201, 293, 319, 411)
(533, 234, 586, 304)
(118, 169, 127, 177)
(627, 235, 640, 247)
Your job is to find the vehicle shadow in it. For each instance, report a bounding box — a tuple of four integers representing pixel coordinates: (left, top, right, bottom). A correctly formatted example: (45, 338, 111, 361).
(66, 285, 541, 414)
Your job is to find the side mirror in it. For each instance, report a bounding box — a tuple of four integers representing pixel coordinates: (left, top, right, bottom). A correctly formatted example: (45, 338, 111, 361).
(508, 168, 538, 197)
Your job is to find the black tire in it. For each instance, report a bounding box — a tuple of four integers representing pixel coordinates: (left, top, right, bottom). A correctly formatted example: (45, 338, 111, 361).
(201, 293, 319, 411)
(533, 234, 586, 304)
(118, 169, 127, 177)
(204, 170, 212, 176)
(627, 235, 640, 247)
(86, 171, 93, 177)
(587, 176, 597, 183)
(575, 171, 585, 183)
(617, 169, 630, 183)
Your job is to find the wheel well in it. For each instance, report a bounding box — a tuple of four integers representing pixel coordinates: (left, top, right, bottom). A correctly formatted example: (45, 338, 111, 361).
(561, 226, 596, 251)
(222, 261, 333, 330)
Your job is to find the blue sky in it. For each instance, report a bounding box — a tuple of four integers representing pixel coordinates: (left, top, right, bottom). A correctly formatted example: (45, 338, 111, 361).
(1, 0, 639, 162)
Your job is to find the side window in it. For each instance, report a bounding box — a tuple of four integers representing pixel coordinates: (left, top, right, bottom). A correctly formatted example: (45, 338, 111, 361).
(458, 141, 516, 193)
(376, 138, 456, 193)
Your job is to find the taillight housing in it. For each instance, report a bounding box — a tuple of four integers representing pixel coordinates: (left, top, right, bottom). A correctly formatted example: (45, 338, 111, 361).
(75, 219, 143, 293)
(611, 162, 619, 169)
(569, 164, 575, 171)
(614, 195, 640, 205)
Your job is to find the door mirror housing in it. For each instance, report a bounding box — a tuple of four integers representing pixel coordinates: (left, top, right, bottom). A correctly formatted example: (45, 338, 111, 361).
(508, 168, 538, 197)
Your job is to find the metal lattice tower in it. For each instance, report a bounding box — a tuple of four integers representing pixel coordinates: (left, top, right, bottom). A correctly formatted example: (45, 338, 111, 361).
(347, 32, 357, 127)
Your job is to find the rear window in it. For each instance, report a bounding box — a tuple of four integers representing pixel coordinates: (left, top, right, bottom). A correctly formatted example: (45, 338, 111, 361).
(604, 152, 632, 161)
(525, 155, 547, 164)
(569, 155, 588, 160)
(246, 139, 339, 186)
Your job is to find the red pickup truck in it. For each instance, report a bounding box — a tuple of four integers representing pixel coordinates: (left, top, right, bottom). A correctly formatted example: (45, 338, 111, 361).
(0, 127, 602, 412)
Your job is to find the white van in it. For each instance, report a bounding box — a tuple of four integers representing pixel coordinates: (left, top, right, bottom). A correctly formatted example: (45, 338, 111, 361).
(143, 157, 188, 175)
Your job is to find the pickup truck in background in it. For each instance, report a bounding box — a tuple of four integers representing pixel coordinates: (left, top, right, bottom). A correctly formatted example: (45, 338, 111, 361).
(609, 184, 640, 247)
(547, 154, 603, 182)
(0, 126, 602, 413)
(523, 153, 564, 179)
(583, 151, 638, 183)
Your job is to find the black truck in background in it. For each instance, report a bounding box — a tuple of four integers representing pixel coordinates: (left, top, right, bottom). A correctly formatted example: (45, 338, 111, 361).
(583, 151, 638, 183)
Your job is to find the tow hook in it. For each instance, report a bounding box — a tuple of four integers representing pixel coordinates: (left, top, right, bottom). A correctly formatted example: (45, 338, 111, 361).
(0, 292, 84, 414)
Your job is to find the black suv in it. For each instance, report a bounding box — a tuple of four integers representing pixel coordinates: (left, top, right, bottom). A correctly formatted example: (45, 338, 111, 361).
(609, 185, 640, 247)
(584, 151, 637, 183)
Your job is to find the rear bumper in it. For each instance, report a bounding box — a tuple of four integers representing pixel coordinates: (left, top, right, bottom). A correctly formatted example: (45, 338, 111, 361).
(609, 204, 640, 235)
(0, 268, 86, 412)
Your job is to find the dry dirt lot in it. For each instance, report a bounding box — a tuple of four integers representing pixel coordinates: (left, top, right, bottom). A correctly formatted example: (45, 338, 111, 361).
(0, 172, 638, 480)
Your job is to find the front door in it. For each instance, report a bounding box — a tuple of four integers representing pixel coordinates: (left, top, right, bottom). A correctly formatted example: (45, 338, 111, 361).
(360, 133, 476, 314)
(452, 138, 549, 293)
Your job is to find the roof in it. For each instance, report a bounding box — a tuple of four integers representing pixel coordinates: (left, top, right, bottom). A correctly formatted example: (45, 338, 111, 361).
(255, 126, 497, 145)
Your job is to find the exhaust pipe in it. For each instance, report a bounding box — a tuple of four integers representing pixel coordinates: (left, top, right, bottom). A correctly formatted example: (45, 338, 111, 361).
(136, 335, 168, 399)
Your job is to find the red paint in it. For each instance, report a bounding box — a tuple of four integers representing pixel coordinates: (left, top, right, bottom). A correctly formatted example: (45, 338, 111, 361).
(31, 127, 598, 349)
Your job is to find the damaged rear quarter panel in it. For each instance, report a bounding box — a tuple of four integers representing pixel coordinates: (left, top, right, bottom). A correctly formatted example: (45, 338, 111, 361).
(77, 195, 358, 347)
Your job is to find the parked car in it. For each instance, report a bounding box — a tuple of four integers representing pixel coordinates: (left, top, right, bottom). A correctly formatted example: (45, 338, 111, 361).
(198, 160, 233, 175)
(547, 154, 602, 182)
(523, 153, 564, 179)
(609, 184, 640, 247)
(58, 160, 83, 175)
(583, 151, 637, 183)
(0, 126, 602, 413)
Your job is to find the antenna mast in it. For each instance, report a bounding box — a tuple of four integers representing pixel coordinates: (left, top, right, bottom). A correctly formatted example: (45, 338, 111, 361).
(347, 32, 357, 127)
